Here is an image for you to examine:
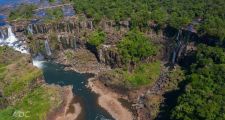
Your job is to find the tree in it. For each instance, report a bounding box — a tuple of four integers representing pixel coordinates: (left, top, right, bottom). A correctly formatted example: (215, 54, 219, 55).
(88, 30, 106, 47)
(171, 44, 225, 120)
(150, 8, 168, 26)
(117, 30, 157, 63)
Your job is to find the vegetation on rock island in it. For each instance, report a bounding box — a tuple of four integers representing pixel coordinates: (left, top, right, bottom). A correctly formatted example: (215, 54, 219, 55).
(9, 4, 37, 21)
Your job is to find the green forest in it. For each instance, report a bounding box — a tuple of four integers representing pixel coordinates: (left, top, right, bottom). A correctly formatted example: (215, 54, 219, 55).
(71, 0, 225, 119)
(2, 0, 225, 119)
(72, 0, 225, 41)
(171, 44, 225, 120)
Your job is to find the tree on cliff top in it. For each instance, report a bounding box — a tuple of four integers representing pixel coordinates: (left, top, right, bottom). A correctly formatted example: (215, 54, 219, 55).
(117, 30, 157, 63)
(87, 30, 106, 47)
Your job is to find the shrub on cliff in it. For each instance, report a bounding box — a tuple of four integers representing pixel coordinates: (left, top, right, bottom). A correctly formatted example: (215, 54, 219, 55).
(87, 30, 106, 47)
(117, 30, 157, 63)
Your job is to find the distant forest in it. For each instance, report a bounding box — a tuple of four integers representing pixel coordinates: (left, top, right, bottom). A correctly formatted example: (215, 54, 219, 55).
(72, 0, 225, 41)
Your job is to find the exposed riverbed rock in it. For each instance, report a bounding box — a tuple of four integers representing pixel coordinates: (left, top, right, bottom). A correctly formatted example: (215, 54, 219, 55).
(54, 48, 110, 74)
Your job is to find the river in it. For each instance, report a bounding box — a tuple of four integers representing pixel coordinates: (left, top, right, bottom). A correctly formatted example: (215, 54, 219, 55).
(39, 61, 114, 120)
(0, 25, 114, 120)
(0, 0, 114, 119)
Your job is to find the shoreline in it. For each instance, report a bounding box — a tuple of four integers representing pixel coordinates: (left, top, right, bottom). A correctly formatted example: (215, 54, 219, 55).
(47, 86, 83, 120)
(88, 78, 133, 120)
(53, 48, 134, 120)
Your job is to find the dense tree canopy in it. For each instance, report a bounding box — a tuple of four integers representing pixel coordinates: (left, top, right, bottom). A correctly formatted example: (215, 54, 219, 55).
(117, 30, 157, 63)
(171, 44, 225, 120)
(72, 0, 225, 40)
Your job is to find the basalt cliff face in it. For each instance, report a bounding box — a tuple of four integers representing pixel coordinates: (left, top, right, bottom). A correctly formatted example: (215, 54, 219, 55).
(0, 16, 199, 68)
(12, 16, 93, 50)
(0, 16, 128, 68)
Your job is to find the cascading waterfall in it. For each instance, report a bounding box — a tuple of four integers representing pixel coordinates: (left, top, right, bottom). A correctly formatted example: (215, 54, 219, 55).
(73, 36, 77, 49)
(172, 30, 181, 64)
(0, 25, 46, 68)
(0, 29, 8, 40)
(27, 24, 33, 35)
(89, 21, 93, 29)
(57, 35, 60, 42)
(32, 53, 45, 68)
(44, 39, 52, 56)
(0, 25, 28, 54)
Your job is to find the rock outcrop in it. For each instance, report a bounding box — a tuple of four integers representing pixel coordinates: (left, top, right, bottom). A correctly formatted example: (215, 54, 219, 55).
(98, 45, 123, 68)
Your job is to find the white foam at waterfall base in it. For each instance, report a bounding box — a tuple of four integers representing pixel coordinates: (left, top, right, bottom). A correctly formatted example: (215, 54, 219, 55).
(32, 53, 45, 69)
(0, 26, 28, 54)
(0, 25, 47, 69)
(32, 60, 45, 69)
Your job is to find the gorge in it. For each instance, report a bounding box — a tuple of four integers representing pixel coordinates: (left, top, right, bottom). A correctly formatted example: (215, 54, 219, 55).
(0, 0, 224, 120)
(0, 15, 115, 120)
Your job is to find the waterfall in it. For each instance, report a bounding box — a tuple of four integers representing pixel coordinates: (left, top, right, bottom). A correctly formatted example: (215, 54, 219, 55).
(172, 30, 181, 64)
(0, 30, 4, 40)
(73, 36, 77, 49)
(57, 35, 61, 42)
(0, 26, 47, 68)
(0, 29, 8, 40)
(0, 26, 28, 54)
(32, 53, 45, 68)
(44, 39, 52, 56)
(27, 24, 33, 35)
(172, 50, 176, 64)
(89, 21, 93, 29)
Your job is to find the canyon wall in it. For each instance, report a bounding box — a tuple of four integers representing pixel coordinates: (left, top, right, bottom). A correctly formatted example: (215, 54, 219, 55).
(0, 16, 200, 67)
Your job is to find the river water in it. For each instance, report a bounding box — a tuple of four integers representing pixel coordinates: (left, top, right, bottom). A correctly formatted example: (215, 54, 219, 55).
(0, 20, 114, 120)
(39, 61, 114, 120)
(0, 0, 114, 119)
(0, 25, 114, 119)
(0, 0, 75, 20)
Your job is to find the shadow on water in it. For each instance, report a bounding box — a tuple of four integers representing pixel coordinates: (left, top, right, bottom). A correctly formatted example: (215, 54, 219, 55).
(41, 62, 114, 120)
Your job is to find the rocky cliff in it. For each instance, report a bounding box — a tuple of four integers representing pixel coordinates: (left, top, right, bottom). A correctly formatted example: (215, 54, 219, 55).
(0, 16, 200, 68)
